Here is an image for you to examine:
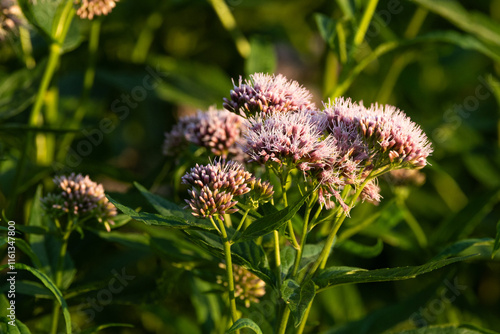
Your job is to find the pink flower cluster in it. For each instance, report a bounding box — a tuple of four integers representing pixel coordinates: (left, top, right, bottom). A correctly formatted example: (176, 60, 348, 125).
(223, 73, 315, 117)
(163, 107, 245, 159)
(41, 173, 117, 231)
(223, 73, 432, 212)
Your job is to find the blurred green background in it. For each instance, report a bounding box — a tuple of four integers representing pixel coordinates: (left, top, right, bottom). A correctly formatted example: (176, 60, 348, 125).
(1, 0, 500, 333)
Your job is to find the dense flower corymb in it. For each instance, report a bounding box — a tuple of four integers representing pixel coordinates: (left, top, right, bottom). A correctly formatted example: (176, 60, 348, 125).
(74, 0, 118, 20)
(244, 110, 333, 170)
(41, 173, 117, 231)
(223, 73, 315, 117)
(182, 160, 255, 219)
(163, 108, 245, 159)
(217, 263, 266, 308)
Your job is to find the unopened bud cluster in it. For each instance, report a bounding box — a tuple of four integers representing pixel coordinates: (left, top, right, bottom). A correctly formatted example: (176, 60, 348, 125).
(182, 160, 259, 219)
(74, 0, 119, 20)
(217, 263, 266, 308)
(41, 173, 117, 231)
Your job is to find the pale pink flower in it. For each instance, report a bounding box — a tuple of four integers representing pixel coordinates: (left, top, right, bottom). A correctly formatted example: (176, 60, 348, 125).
(244, 110, 332, 170)
(360, 179, 382, 205)
(360, 103, 433, 169)
(41, 173, 117, 231)
(223, 73, 315, 117)
(325, 97, 433, 169)
(163, 107, 245, 158)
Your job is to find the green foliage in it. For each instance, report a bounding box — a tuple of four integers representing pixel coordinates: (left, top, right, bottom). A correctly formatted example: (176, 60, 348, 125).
(1, 0, 500, 333)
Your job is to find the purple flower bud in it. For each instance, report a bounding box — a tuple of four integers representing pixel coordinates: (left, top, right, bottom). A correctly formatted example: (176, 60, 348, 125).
(223, 73, 315, 117)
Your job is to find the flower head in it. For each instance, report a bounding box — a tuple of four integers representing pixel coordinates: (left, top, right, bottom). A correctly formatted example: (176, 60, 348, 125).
(185, 186, 238, 218)
(74, 0, 118, 20)
(244, 178, 274, 208)
(182, 160, 255, 219)
(360, 103, 433, 169)
(223, 73, 315, 117)
(41, 173, 117, 231)
(0, 0, 24, 40)
(325, 97, 433, 169)
(360, 179, 382, 205)
(217, 263, 266, 308)
(163, 107, 245, 159)
(244, 110, 331, 170)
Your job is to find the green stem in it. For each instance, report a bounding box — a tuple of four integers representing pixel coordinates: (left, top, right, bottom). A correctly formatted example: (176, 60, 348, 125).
(57, 19, 101, 163)
(214, 216, 238, 326)
(281, 171, 300, 249)
(11, 0, 74, 217)
(278, 307, 291, 334)
(291, 196, 314, 277)
(353, 0, 380, 46)
(19, 26, 35, 69)
(50, 218, 74, 334)
(307, 179, 370, 279)
(234, 208, 250, 234)
(207, 0, 251, 58)
(397, 197, 428, 248)
(131, 11, 163, 63)
(274, 230, 282, 289)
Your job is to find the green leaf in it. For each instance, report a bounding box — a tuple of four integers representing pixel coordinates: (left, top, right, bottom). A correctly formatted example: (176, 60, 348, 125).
(459, 324, 500, 334)
(315, 255, 474, 290)
(432, 189, 500, 246)
(433, 238, 494, 261)
(0, 263, 72, 334)
(134, 182, 210, 226)
(324, 281, 457, 334)
(13, 280, 51, 298)
(315, 14, 337, 48)
(107, 194, 213, 231)
(226, 318, 263, 334)
(337, 238, 384, 258)
(235, 188, 315, 242)
(91, 230, 151, 252)
(27, 185, 53, 277)
(281, 279, 316, 327)
(245, 37, 276, 76)
(410, 0, 500, 47)
(280, 246, 296, 279)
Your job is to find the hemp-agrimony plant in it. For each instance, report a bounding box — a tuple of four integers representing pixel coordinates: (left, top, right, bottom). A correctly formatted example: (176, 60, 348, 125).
(152, 72, 433, 332)
(41, 173, 116, 334)
(106, 72, 477, 334)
